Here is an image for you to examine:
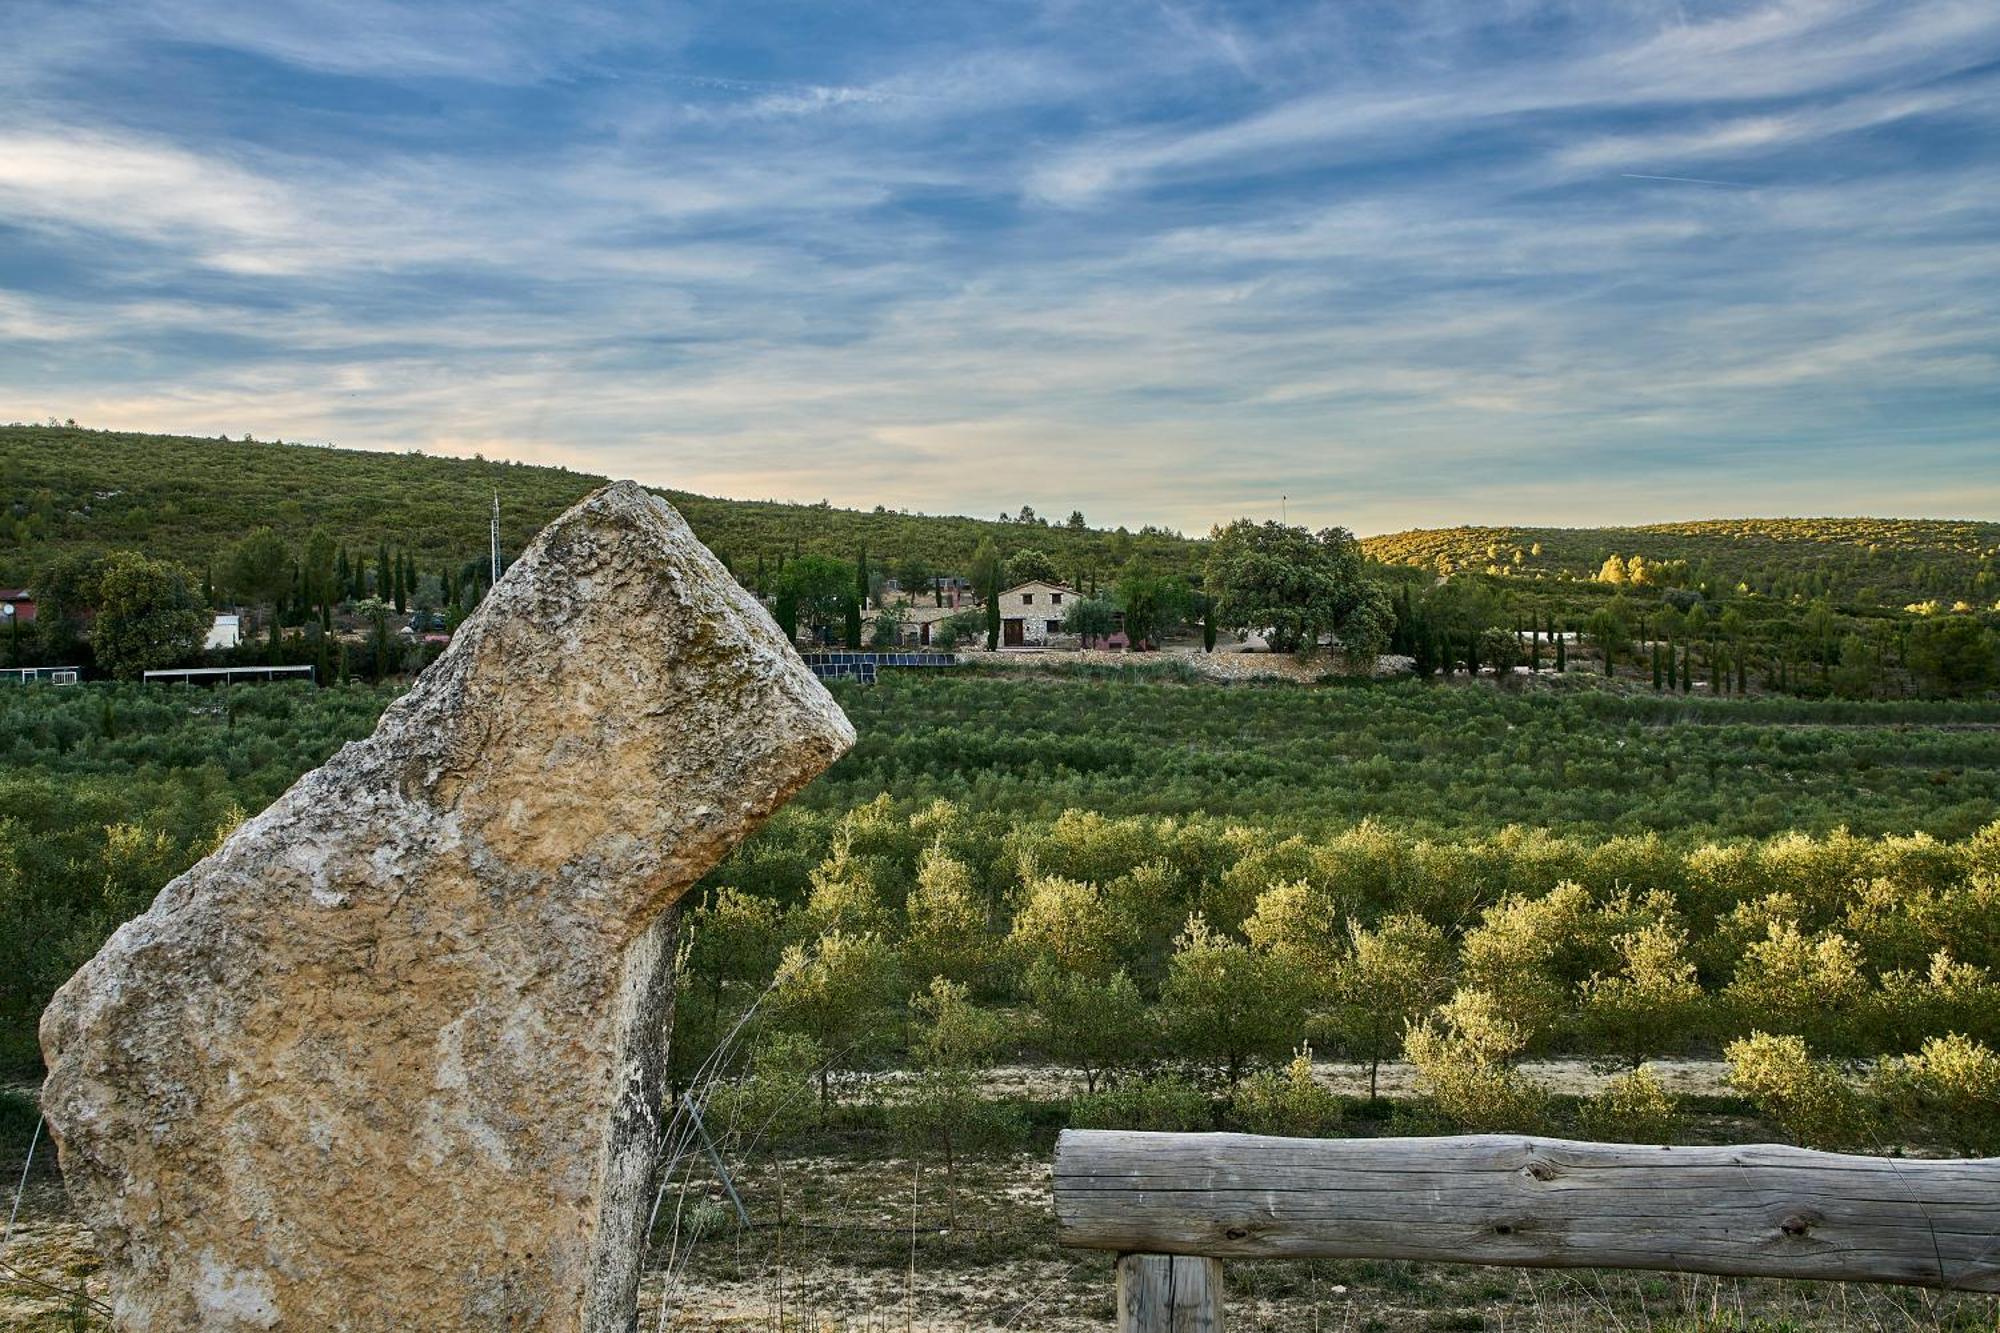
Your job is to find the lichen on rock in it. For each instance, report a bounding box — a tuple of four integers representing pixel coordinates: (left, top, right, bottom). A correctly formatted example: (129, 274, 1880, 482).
(40, 481, 854, 1331)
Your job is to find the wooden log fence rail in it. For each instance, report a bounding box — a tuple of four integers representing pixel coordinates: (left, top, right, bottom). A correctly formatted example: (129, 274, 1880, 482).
(1053, 1130, 2000, 1331)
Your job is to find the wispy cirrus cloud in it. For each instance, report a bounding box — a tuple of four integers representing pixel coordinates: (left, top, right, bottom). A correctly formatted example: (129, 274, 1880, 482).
(1, 0, 1996, 533)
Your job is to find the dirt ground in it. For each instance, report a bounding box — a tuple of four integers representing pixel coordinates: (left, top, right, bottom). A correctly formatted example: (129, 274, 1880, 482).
(954, 639, 1408, 683)
(9, 1108, 1996, 1332)
(965, 1057, 1736, 1101)
(633, 1149, 1994, 1332)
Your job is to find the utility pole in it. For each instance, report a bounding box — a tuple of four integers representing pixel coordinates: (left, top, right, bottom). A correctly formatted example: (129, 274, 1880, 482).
(490, 492, 501, 588)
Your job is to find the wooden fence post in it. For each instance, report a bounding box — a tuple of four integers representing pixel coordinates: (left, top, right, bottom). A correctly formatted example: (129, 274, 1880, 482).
(1117, 1253, 1222, 1332)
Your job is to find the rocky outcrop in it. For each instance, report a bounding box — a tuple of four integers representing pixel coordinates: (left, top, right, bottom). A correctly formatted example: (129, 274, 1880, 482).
(40, 482, 854, 1330)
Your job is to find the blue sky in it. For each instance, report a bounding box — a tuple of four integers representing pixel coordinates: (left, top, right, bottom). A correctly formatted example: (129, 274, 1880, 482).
(2, 1, 1996, 534)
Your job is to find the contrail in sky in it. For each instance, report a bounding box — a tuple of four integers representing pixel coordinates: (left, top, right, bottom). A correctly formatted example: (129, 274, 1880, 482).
(1621, 173, 1751, 187)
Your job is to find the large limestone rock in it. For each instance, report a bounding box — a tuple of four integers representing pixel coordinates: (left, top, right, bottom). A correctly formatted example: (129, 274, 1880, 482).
(40, 482, 854, 1331)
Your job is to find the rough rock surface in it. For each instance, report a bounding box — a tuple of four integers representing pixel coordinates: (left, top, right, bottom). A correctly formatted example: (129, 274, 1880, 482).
(39, 482, 854, 1331)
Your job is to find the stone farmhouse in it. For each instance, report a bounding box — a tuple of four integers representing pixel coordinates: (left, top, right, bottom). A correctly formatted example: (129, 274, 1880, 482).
(886, 600, 963, 647)
(994, 579, 1077, 646)
(864, 577, 1085, 648)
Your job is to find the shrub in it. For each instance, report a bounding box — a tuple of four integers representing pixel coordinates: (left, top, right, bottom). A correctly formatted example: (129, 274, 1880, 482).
(1873, 1033, 2000, 1156)
(1578, 1065, 1685, 1144)
(1577, 921, 1705, 1069)
(1233, 1044, 1343, 1138)
(705, 1031, 823, 1150)
(1404, 989, 1548, 1133)
(1069, 1075, 1213, 1132)
(1722, 923, 1868, 1052)
(930, 609, 985, 652)
(1724, 1033, 1876, 1150)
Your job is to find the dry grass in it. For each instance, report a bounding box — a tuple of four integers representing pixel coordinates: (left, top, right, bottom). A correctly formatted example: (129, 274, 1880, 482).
(6, 1112, 1997, 1332)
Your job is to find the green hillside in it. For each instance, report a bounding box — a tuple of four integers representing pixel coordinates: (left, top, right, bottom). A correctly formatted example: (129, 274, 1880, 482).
(1364, 519, 2000, 610)
(0, 425, 1199, 588)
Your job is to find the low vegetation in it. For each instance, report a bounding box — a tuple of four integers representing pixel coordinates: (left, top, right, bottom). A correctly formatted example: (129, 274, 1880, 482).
(0, 425, 1199, 593)
(1364, 518, 2000, 610)
(10, 675, 1997, 1161)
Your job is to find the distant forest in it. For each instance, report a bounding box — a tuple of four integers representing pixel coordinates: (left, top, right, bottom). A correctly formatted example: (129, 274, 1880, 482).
(4, 425, 1995, 701)
(9, 426, 1996, 612)
(0, 426, 1200, 589)
(1365, 519, 2000, 611)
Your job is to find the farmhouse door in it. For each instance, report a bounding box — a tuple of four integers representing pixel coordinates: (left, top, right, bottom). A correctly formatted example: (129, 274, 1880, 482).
(1003, 618, 1025, 646)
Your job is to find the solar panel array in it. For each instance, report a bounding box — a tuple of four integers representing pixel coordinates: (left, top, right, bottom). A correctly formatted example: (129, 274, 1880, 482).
(799, 651, 957, 685)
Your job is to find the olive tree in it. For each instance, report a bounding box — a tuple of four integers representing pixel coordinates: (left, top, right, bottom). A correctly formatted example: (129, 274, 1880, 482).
(895, 978, 1020, 1223)
(1161, 915, 1312, 1085)
(1324, 913, 1452, 1099)
(1023, 960, 1150, 1093)
(770, 930, 900, 1110)
(903, 844, 989, 987)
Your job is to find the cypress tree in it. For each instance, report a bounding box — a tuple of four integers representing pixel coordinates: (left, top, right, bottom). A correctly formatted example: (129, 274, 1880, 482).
(1529, 624, 1541, 673)
(1603, 636, 1614, 677)
(856, 546, 870, 611)
(754, 553, 767, 597)
(985, 584, 1001, 651)
(1680, 645, 1692, 694)
(1737, 649, 1748, 695)
(392, 554, 407, 614)
(1465, 631, 1480, 678)
(1652, 644, 1663, 690)
(1666, 640, 1677, 690)
(843, 595, 862, 649)
(375, 543, 391, 601)
(1554, 631, 1566, 673)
